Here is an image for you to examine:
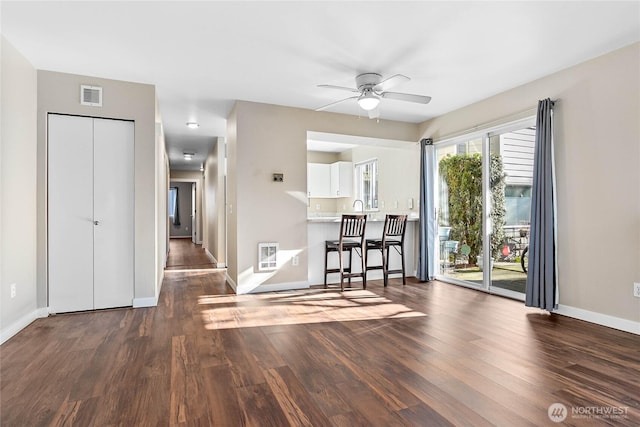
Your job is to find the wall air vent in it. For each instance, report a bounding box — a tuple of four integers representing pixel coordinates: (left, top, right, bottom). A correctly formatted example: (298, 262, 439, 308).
(80, 85, 103, 107)
(258, 242, 278, 271)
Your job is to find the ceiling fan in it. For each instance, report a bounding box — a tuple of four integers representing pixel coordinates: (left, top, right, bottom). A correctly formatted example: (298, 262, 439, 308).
(316, 73, 431, 119)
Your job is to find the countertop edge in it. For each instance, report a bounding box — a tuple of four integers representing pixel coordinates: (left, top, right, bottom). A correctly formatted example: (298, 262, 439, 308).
(308, 216, 419, 223)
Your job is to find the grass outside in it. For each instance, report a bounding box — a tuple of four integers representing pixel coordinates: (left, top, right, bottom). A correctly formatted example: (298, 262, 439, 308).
(441, 261, 527, 294)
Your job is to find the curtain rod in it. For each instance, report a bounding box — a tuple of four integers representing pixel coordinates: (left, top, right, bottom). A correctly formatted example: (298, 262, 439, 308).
(426, 99, 558, 144)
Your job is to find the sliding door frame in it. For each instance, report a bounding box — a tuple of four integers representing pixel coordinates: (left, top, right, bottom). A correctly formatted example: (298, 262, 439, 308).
(433, 116, 536, 300)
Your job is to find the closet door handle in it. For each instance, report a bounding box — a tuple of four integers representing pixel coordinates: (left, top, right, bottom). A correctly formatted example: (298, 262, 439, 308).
(94, 220, 100, 226)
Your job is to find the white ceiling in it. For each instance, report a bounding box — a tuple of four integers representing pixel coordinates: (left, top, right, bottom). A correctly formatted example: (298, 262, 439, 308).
(307, 131, 417, 153)
(2, 1, 639, 170)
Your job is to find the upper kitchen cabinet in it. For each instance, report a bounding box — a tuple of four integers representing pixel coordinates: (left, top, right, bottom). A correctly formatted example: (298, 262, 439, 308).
(307, 161, 353, 198)
(330, 161, 353, 198)
(307, 163, 332, 198)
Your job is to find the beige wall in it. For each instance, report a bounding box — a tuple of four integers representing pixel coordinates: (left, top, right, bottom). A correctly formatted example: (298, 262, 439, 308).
(226, 106, 239, 289)
(203, 144, 215, 258)
(203, 137, 226, 266)
(156, 120, 168, 290)
(37, 70, 160, 306)
(419, 42, 640, 324)
(0, 37, 39, 342)
(307, 151, 339, 164)
(227, 101, 418, 293)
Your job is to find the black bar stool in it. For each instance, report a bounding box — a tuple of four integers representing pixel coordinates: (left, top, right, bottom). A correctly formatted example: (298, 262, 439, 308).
(324, 214, 367, 291)
(366, 214, 407, 286)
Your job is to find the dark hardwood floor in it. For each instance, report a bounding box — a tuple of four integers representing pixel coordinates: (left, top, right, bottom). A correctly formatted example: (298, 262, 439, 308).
(1, 247, 639, 425)
(166, 239, 217, 270)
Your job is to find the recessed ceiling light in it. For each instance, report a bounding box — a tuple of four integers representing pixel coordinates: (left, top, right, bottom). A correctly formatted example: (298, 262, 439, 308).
(186, 122, 199, 129)
(183, 152, 194, 160)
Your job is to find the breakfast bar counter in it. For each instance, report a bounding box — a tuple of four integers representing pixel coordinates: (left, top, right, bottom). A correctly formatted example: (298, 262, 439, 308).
(307, 214, 419, 286)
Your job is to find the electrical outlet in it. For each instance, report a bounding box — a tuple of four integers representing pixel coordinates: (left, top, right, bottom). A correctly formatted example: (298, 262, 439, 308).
(634, 282, 640, 298)
(10, 283, 16, 299)
(315, 204, 321, 210)
(292, 255, 299, 266)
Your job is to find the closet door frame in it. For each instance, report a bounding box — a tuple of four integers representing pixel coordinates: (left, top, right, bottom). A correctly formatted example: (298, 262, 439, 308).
(47, 113, 134, 313)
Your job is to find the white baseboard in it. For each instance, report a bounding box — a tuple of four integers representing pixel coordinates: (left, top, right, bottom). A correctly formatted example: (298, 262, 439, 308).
(238, 280, 310, 295)
(133, 296, 158, 308)
(157, 269, 165, 296)
(556, 304, 640, 335)
(0, 307, 48, 345)
(226, 273, 237, 292)
(203, 248, 223, 267)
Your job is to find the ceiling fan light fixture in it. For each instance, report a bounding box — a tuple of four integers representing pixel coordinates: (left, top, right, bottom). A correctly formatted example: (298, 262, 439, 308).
(357, 92, 380, 111)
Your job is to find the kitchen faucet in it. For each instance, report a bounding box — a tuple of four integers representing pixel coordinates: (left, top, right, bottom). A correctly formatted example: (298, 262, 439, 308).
(353, 199, 364, 213)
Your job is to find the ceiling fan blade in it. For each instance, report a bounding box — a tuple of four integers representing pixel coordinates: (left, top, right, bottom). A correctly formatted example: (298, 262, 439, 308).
(381, 91, 432, 104)
(315, 96, 359, 112)
(367, 107, 380, 120)
(317, 84, 360, 93)
(375, 74, 410, 92)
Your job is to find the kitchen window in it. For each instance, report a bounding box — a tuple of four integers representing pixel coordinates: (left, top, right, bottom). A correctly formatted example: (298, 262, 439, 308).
(355, 159, 378, 210)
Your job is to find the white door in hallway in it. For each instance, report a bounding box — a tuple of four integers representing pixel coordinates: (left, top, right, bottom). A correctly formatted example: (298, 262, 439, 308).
(48, 114, 134, 313)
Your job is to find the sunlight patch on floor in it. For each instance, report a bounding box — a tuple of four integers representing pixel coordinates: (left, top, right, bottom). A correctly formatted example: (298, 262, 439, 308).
(198, 289, 426, 330)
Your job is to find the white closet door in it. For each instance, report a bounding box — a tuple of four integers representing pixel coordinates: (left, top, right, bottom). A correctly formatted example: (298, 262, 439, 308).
(93, 119, 134, 309)
(48, 115, 95, 313)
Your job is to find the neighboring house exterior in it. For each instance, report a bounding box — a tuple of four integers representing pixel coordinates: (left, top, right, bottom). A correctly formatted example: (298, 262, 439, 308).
(500, 128, 535, 227)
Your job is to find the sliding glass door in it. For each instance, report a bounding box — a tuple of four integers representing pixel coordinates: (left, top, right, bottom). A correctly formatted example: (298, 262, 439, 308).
(437, 137, 484, 286)
(434, 119, 535, 299)
(488, 126, 535, 297)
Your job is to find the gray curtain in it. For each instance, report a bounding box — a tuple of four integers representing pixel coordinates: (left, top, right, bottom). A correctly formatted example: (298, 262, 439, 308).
(417, 138, 436, 281)
(171, 187, 181, 226)
(525, 98, 557, 310)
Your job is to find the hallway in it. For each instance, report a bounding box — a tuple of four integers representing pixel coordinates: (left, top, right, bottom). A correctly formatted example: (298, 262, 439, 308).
(165, 239, 217, 270)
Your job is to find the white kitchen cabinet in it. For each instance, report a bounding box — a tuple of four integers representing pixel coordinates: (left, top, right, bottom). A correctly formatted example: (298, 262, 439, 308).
(330, 161, 353, 198)
(307, 163, 332, 198)
(308, 161, 353, 198)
